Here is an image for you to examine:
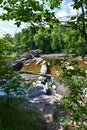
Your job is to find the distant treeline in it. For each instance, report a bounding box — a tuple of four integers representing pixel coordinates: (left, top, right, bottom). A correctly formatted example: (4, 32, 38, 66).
(13, 25, 87, 55)
(2, 25, 87, 56)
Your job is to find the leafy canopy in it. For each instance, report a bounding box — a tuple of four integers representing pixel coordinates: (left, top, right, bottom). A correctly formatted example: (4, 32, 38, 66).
(0, 0, 61, 27)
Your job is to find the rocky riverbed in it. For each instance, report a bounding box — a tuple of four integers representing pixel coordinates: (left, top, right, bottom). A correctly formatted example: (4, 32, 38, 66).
(21, 93, 69, 130)
(6, 51, 87, 129)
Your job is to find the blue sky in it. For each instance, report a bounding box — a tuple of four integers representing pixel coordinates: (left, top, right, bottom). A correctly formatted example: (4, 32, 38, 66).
(0, 0, 77, 37)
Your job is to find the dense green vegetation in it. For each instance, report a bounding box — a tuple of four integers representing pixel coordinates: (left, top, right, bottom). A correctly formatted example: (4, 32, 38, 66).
(1, 25, 87, 55)
(12, 26, 65, 54)
(0, 0, 87, 129)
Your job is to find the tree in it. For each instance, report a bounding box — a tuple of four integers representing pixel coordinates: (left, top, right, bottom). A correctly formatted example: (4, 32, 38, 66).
(0, 0, 87, 129)
(0, 0, 60, 27)
(63, 28, 87, 56)
(34, 28, 52, 53)
(58, 56, 87, 129)
(0, 0, 87, 42)
(51, 25, 64, 53)
(13, 27, 40, 52)
(67, 0, 87, 44)
(20, 28, 36, 51)
(13, 32, 22, 52)
(0, 35, 13, 57)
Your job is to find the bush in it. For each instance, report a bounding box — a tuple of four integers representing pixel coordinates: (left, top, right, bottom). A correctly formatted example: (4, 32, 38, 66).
(58, 56, 87, 129)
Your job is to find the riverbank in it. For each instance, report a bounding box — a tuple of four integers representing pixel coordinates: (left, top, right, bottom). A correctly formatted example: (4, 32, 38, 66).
(21, 92, 68, 130)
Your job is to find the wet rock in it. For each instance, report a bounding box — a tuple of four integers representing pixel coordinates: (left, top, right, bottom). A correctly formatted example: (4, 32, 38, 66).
(53, 105, 69, 120)
(25, 55, 33, 60)
(29, 49, 42, 57)
(12, 62, 23, 71)
(46, 88, 52, 95)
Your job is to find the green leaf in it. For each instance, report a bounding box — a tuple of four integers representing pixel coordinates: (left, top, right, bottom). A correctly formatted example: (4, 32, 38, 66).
(71, 16, 76, 20)
(0, 0, 2, 4)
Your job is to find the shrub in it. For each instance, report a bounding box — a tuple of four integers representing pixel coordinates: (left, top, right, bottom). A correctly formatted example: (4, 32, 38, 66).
(58, 56, 87, 129)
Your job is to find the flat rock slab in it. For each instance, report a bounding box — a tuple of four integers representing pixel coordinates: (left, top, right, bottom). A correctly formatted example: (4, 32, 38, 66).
(28, 97, 46, 112)
(22, 94, 65, 130)
(25, 94, 62, 112)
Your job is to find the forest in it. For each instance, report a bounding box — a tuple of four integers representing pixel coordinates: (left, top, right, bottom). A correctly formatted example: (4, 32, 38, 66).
(0, 0, 87, 130)
(1, 23, 87, 56)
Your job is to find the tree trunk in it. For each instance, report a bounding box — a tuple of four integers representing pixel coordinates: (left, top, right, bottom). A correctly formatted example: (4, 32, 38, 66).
(80, 0, 87, 43)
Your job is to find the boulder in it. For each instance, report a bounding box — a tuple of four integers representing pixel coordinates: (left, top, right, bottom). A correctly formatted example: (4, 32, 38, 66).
(12, 62, 23, 71)
(29, 49, 42, 57)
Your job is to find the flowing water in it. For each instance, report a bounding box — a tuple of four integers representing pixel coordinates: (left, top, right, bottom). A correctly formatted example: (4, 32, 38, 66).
(21, 55, 87, 80)
(0, 54, 87, 96)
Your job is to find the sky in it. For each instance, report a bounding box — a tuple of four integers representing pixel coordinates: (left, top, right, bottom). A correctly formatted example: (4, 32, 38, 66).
(0, 0, 78, 37)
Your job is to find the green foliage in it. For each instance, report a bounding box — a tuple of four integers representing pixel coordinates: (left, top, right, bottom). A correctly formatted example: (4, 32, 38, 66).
(0, 0, 58, 27)
(63, 28, 87, 56)
(34, 28, 52, 53)
(51, 26, 64, 53)
(0, 36, 13, 58)
(12, 25, 65, 54)
(0, 34, 26, 98)
(20, 27, 36, 51)
(0, 0, 2, 4)
(43, 0, 63, 9)
(59, 56, 87, 129)
(0, 1, 87, 129)
(68, 0, 87, 43)
(13, 27, 38, 53)
(12, 24, 87, 55)
(0, 32, 46, 130)
(0, 65, 24, 96)
(12, 32, 22, 52)
(0, 98, 46, 130)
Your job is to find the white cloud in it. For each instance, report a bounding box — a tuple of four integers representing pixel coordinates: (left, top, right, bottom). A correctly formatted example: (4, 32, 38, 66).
(55, 1, 78, 23)
(67, 3, 78, 16)
(0, 20, 27, 37)
(55, 10, 70, 24)
(56, 10, 68, 18)
(0, 20, 16, 37)
(0, 0, 81, 37)
(61, 0, 66, 8)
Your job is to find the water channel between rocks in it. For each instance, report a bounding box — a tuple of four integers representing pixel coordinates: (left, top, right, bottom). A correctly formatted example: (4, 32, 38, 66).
(18, 54, 87, 99)
(19, 54, 87, 130)
(0, 54, 87, 130)
(20, 54, 87, 80)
